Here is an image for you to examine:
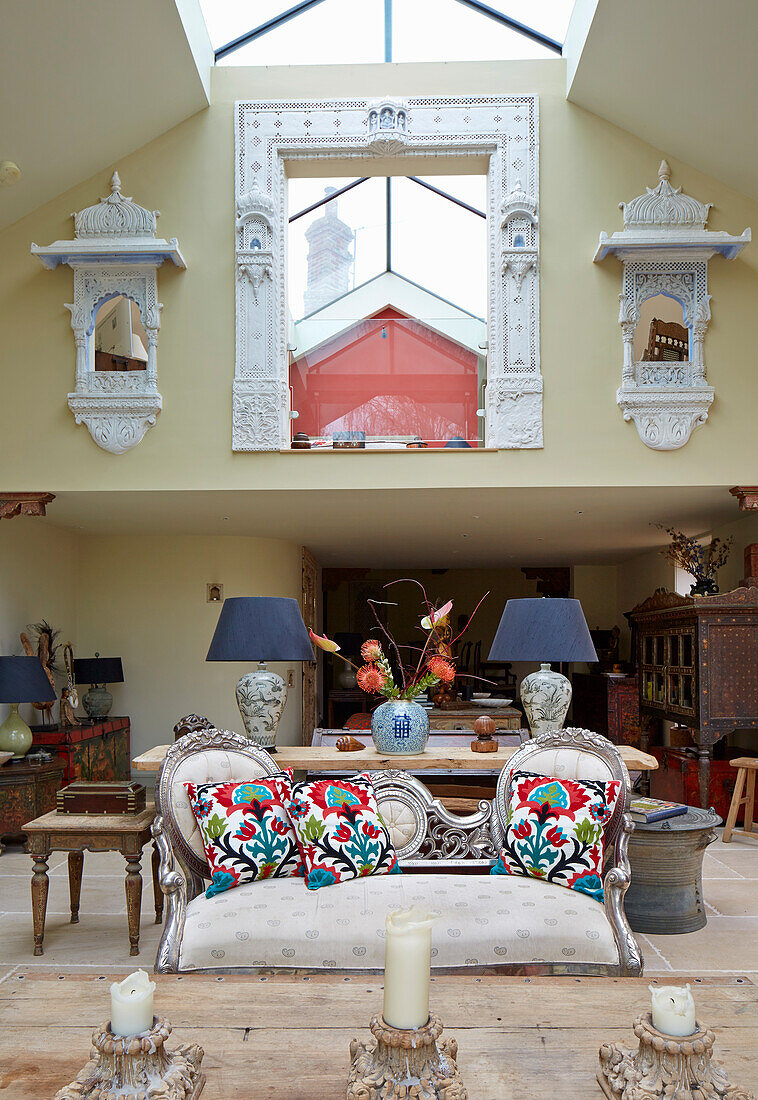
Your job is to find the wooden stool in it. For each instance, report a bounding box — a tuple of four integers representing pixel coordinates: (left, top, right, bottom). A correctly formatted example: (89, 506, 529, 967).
(723, 758, 758, 843)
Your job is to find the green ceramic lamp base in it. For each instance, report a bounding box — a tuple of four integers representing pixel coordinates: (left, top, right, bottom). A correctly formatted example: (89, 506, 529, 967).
(0, 704, 33, 759)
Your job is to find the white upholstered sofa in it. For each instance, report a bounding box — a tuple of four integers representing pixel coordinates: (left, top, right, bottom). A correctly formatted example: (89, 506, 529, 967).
(152, 727, 643, 977)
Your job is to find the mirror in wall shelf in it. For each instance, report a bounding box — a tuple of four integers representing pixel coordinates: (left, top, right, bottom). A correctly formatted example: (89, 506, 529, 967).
(594, 159, 750, 451)
(31, 172, 185, 454)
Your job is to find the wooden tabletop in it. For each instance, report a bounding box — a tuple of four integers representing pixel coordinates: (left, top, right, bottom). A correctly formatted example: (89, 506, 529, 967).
(132, 743, 658, 774)
(1, 971, 755, 1098)
(22, 805, 156, 834)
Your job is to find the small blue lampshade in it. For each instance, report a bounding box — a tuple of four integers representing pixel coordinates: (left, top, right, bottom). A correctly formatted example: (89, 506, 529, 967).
(206, 597, 314, 663)
(488, 598, 598, 664)
(0, 656, 57, 703)
(74, 656, 124, 686)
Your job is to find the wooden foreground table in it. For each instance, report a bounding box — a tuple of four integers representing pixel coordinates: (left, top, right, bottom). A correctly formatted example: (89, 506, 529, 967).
(132, 742, 658, 775)
(1, 971, 755, 1098)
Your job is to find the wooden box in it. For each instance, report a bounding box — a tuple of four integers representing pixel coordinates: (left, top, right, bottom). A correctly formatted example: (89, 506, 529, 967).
(649, 746, 757, 822)
(56, 781, 146, 815)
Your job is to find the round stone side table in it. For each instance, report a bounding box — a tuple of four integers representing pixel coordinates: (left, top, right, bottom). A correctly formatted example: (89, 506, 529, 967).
(624, 806, 721, 934)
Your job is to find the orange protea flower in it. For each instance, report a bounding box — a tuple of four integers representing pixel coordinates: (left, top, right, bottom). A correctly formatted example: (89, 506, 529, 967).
(356, 664, 387, 693)
(360, 639, 383, 662)
(428, 656, 456, 683)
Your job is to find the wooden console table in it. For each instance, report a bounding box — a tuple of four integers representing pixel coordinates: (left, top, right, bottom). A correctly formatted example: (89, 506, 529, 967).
(1, 972, 755, 1099)
(0, 758, 65, 853)
(133, 741, 658, 775)
(22, 806, 162, 957)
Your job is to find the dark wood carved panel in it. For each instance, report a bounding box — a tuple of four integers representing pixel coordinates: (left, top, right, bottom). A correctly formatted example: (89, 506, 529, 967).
(0, 759, 66, 846)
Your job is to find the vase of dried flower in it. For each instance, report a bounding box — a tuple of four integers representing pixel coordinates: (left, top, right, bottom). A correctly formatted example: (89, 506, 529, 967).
(371, 699, 430, 756)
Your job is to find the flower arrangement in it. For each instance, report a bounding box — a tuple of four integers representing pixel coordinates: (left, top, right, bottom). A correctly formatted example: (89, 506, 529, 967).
(656, 525, 733, 595)
(310, 582, 485, 702)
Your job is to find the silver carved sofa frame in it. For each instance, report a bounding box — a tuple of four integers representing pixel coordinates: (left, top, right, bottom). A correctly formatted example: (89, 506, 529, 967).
(152, 727, 642, 977)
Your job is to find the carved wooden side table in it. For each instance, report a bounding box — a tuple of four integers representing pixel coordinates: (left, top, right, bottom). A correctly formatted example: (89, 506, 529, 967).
(23, 805, 162, 957)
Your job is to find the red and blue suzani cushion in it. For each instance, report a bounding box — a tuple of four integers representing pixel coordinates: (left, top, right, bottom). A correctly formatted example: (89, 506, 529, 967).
(284, 773, 401, 890)
(185, 771, 304, 898)
(491, 771, 621, 902)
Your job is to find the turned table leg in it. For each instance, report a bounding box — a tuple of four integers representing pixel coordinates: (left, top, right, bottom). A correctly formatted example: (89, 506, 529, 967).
(124, 854, 143, 957)
(152, 841, 163, 925)
(31, 853, 50, 956)
(695, 732, 711, 810)
(68, 851, 84, 924)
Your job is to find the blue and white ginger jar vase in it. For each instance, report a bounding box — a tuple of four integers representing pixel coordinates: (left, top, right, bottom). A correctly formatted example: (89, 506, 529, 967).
(371, 699, 429, 755)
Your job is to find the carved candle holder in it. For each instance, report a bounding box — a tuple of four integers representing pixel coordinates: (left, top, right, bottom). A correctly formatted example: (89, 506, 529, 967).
(347, 1012, 467, 1100)
(54, 1015, 205, 1100)
(597, 1012, 754, 1100)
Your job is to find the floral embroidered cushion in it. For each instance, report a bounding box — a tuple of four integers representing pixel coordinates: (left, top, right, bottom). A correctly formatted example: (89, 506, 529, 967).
(285, 773, 401, 890)
(491, 771, 621, 902)
(185, 771, 304, 898)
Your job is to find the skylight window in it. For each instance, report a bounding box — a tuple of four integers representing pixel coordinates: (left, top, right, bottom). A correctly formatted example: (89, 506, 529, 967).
(202, 0, 569, 65)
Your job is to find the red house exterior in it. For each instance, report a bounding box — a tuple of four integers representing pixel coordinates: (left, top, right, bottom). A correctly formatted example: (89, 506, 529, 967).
(290, 307, 480, 446)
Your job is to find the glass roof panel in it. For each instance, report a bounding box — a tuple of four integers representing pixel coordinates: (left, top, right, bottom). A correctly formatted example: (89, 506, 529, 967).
(393, 0, 559, 61)
(471, 0, 573, 44)
(391, 176, 486, 318)
(411, 174, 487, 213)
(212, 0, 385, 66)
(200, 1, 293, 50)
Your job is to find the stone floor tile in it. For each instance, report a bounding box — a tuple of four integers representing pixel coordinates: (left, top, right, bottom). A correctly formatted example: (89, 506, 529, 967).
(1, 874, 127, 916)
(702, 879, 758, 917)
(702, 858, 744, 881)
(0, 850, 67, 875)
(643, 917, 758, 972)
(0, 911, 162, 967)
(706, 847, 758, 876)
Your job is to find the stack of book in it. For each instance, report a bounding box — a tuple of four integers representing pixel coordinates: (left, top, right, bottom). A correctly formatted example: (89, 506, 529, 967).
(630, 796, 687, 823)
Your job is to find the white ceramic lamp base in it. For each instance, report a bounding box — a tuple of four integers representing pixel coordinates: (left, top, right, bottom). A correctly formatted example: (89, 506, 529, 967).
(235, 664, 287, 751)
(519, 663, 572, 737)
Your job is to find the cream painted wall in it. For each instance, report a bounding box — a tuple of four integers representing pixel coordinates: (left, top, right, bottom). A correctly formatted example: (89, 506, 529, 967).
(0, 519, 78, 725)
(74, 534, 303, 760)
(1, 523, 303, 758)
(1, 61, 757, 493)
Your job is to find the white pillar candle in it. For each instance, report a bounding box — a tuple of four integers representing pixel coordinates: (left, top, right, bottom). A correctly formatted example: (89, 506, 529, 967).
(649, 984, 696, 1036)
(383, 907, 437, 1031)
(110, 969, 156, 1037)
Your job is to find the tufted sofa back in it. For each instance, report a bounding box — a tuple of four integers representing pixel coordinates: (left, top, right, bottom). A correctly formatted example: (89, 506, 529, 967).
(494, 727, 631, 856)
(155, 729, 281, 881)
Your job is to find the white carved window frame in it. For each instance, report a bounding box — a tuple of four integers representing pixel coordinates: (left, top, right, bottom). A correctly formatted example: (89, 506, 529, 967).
(31, 173, 185, 454)
(594, 160, 750, 451)
(233, 95, 541, 451)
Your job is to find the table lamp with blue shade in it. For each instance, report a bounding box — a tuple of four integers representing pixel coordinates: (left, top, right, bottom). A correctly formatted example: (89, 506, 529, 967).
(206, 597, 314, 752)
(0, 656, 57, 759)
(488, 598, 597, 737)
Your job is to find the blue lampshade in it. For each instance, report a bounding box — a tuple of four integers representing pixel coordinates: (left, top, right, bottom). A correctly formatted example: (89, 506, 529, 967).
(74, 656, 124, 686)
(0, 656, 57, 703)
(206, 597, 314, 663)
(488, 598, 598, 664)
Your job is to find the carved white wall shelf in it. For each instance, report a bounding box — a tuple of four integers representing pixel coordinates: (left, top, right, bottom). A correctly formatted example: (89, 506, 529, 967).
(234, 95, 541, 451)
(594, 160, 750, 450)
(31, 173, 185, 454)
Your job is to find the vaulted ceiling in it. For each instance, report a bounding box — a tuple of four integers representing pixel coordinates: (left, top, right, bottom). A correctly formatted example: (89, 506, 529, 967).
(565, 0, 758, 203)
(0, 0, 211, 231)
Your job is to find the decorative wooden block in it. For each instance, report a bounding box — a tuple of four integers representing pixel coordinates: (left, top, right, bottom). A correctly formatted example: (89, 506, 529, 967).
(597, 1012, 754, 1099)
(347, 1013, 466, 1100)
(471, 716, 498, 753)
